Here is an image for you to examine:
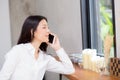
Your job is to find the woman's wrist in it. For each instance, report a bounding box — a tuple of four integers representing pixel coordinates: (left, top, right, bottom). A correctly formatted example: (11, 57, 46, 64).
(55, 47, 64, 53)
(55, 46, 62, 51)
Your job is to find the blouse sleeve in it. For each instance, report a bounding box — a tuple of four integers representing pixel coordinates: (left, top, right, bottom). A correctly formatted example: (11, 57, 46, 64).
(0, 46, 20, 80)
(46, 48, 75, 74)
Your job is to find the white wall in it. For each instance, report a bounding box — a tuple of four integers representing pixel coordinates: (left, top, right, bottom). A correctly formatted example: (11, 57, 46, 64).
(36, 0, 82, 54)
(9, 0, 36, 45)
(0, 0, 11, 69)
(114, 0, 120, 58)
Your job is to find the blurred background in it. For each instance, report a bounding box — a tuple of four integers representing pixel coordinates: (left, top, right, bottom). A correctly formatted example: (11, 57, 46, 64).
(0, 0, 120, 80)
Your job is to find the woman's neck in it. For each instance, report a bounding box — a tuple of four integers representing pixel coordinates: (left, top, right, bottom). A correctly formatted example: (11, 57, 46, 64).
(31, 41, 42, 60)
(31, 40, 42, 52)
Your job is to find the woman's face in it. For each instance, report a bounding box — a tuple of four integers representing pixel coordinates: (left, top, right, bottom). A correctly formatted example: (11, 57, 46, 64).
(33, 19, 50, 43)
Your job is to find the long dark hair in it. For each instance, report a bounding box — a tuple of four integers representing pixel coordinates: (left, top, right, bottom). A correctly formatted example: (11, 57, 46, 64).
(17, 15, 48, 52)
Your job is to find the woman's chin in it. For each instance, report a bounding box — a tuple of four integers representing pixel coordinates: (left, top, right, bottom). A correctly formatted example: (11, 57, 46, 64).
(43, 40, 49, 43)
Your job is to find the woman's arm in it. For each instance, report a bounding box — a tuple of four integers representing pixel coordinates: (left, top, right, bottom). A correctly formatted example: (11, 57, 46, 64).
(47, 34, 75, 74)
(0, 46, 20, 80)
(46, 48, 75, 74)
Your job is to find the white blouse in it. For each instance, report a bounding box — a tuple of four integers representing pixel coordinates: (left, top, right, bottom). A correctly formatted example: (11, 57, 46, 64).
(0, 43, 74, 80)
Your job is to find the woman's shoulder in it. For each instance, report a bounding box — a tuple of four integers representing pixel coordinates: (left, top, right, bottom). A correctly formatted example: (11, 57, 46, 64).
(5, 44, 24, 56)
(12, 43, 24, 48)
(11, 43, 33, 50)
(10, 44, 24, 51)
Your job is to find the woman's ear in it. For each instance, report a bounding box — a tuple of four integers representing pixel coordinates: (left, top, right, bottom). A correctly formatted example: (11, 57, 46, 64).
(31, 29, 34, 39)
(31, 29, 33, 35)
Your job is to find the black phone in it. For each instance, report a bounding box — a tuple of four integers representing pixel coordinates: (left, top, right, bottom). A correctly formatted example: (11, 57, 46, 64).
(49, 34, 54, 43)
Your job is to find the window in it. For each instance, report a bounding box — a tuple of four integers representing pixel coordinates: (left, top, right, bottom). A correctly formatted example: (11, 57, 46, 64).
(81, 0, 116, 57)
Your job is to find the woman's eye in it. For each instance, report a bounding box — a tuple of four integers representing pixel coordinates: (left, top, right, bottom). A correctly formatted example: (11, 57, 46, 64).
(42, 26, 49, 29)
(41, 24, 48, 29)
(42, 27, 47, 29)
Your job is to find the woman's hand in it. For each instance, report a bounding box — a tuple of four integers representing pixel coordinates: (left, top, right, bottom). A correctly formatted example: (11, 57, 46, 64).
(48, 34, 61, 51)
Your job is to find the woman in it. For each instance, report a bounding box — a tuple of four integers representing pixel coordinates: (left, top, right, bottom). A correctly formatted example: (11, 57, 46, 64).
(0, 15, 75, 80)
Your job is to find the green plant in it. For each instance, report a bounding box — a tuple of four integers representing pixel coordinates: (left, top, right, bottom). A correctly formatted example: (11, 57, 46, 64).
(100, 5, 113, 41)
(99, 0, 114, 57)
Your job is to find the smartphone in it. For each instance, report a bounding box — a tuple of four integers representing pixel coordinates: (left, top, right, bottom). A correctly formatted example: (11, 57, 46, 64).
(49, 34, 55, 43)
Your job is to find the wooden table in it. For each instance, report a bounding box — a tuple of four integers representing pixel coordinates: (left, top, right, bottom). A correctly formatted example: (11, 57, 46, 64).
(64, 63, 120, 80)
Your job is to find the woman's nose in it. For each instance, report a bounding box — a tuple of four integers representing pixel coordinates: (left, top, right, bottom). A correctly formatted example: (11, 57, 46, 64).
(47, 28, 50, 33)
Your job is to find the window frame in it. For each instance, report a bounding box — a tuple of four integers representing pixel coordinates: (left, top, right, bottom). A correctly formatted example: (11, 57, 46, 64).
(80, 0, 116, 57)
